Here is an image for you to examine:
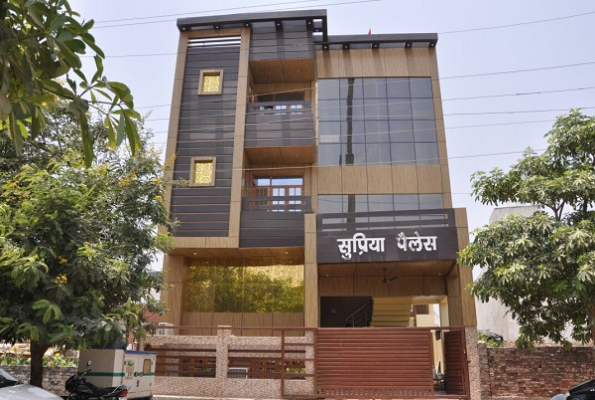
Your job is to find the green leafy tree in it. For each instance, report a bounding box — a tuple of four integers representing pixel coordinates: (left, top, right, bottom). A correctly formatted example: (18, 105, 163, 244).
(0, 113, 174, 387)
(458, 109, 595, 348)
(0, 0, 140, 166)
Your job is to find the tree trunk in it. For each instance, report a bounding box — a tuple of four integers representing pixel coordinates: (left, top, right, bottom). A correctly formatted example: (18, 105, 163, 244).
(30, 341, 49, 388)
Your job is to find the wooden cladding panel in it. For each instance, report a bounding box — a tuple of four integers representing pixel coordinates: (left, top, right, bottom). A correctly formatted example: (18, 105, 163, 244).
(315, 328, 433, 397)
(316, 48, 436, 79)
(304, 214, 319, 328)
(366, 166, 394, 193)
(405, 48, 433, 76)
(416, 165, 443, 193)
(316, 167, 342, 194)
(319, 275, 446, 297)
(319, 277, 355, 296)
(179, 312, 304, 336)
(341, 166, 368, 194)
(353, 278, 389, 297)
(422, 276, 447, 296)
(391, 165, 419, 193)
(252, 82, 313, 101)
(272, 313, 304, 327)
(160, 255, 186, 326)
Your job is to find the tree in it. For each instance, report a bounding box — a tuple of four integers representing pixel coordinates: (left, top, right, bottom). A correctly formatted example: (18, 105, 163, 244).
(458, 109, 595, 348)
(0, 0, 140, 166)
(0, 112, 174, 387)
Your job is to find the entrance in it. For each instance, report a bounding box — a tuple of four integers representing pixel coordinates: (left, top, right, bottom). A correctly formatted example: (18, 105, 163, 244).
(303, 327, 469, 399)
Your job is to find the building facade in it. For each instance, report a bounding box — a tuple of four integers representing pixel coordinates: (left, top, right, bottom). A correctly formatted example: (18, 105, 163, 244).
(158, 9, 478, 399)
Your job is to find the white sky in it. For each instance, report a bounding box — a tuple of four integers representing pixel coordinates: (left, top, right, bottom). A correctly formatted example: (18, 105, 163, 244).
(70, 0, 595, 242)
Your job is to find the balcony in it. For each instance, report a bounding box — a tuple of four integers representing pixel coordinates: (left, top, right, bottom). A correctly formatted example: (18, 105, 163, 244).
(244, 101, 315, 165)
(240, 195, 312, 248)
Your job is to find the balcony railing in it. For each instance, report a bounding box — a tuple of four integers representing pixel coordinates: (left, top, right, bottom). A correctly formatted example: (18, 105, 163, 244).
(240, 195, 312, 248)
(244, 101, 315, 148)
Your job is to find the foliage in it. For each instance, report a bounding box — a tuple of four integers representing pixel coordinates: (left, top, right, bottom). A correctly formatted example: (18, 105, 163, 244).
(0, 0, 140, 166)
(0, 353, 76, 367)
(459, 110, 595, 348)
(0, 110, 175, 385)
(477, 332, 505, 348)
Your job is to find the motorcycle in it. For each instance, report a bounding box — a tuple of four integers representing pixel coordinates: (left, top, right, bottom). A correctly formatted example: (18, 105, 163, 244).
(551, 379, 595, 400)
(65, 362, 128, 400)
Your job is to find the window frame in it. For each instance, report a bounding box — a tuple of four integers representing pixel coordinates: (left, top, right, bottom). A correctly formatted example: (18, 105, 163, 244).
(189, 157, 216, 187)
(198, 69, 224, 95)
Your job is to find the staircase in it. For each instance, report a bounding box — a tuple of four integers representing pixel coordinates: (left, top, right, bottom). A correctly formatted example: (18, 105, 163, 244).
(371, 297, 413, 327)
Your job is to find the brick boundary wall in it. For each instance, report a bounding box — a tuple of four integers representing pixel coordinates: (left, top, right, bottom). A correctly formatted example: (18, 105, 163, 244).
(479, 343, 595, 400)
(1, 365, 76, 396)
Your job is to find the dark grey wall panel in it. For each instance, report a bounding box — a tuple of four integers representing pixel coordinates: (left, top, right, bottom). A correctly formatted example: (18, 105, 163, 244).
(250, 20, 313, 62)
(171, 41, 241, 238)
(240, 211, 305, 248)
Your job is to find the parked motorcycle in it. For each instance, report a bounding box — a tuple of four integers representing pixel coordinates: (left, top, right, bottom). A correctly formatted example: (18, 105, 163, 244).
(65, 362, 128, 400)
(551, 379, 595, 400)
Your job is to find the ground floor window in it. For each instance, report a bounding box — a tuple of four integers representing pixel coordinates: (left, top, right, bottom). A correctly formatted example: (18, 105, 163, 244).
(184, 262, 304, 313)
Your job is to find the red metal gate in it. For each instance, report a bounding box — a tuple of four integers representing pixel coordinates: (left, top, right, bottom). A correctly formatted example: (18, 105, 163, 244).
(444, 330, 469, 396)
(314, 328, 435, 399)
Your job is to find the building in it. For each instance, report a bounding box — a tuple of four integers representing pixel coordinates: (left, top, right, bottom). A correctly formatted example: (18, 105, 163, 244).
(156, 9, 478, 399)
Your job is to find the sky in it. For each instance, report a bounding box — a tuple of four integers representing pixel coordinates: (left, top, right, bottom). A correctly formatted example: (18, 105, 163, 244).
(70, 0, 595, 238)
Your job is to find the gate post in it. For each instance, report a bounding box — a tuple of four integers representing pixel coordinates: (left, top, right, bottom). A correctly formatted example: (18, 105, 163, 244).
(465, 327, 482, 400)
(215, 325, 232, 396)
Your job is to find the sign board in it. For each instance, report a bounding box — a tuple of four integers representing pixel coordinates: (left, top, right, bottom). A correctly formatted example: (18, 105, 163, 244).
(316, 227, 458, 264)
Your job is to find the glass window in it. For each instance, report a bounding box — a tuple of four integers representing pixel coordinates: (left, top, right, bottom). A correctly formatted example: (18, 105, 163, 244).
(318, 121, 341, 142)
(344, 120, 365, 144)
(394, 194, 420, 210)
(366, 143, 391, 165)
(411, 99, 435, 119)
(419, 194, 444, 209)
(185, 264, 304, 313)
(389, 119, 414, 142)
(318, 143, 343, 166)
(318, 100, 340, 120)
(413, 120, 437, 142)
(318, 80, 340, 100)
(368, 194, 395, 223)
(415, 143, 439, 164)
(390, 142, 415, 164)
(410, 78, 433, 98)
(143, 359, 152, 375)
(388, 100, 412, 120)
(318, 195, 345, 214)
(365, 120, 389, 143)
(386, 78, 411, 98)
(317, 77, 437, 166)
(350, 143, 367, 165)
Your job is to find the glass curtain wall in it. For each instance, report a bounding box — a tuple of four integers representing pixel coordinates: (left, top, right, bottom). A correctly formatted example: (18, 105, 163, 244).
(318, 77, 438, 166)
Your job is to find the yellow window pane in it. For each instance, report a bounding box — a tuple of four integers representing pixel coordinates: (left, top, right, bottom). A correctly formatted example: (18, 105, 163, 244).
(194, 161, 213, 184)
(202, 74, 221, 93)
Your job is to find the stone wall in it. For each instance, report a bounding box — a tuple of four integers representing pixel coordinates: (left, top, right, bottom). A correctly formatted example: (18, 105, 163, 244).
(146, 327, 315, 399)
(479, 344, 595, 400)
(1, 365, 75, 395)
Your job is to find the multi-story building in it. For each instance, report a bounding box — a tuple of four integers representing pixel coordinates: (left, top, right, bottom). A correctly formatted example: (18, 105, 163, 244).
(157, 9, 478, 399)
